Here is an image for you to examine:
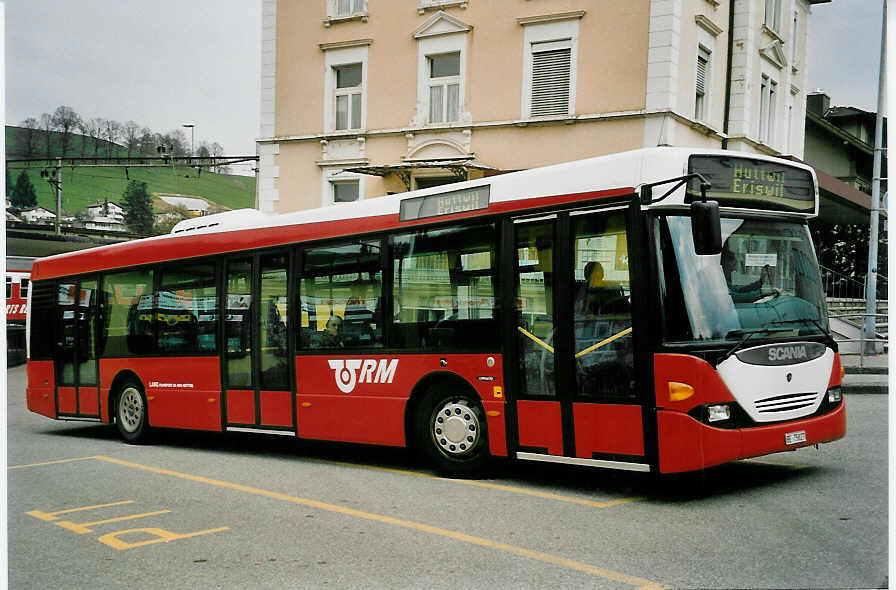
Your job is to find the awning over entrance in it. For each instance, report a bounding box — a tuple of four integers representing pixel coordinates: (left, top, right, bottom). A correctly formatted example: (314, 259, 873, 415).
(341, 157, 499, 191)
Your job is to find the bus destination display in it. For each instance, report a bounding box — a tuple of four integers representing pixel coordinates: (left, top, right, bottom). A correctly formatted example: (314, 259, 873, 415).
(400, 185, 490, 221)
(687, 155, 815, 213)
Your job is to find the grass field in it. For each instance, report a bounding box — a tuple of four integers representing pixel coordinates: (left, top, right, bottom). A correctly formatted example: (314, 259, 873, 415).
(6, 126, 255, 214)
(8, 165, 256, 216)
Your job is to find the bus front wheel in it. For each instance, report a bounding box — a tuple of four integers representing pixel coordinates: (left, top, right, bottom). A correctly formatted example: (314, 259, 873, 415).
(416, 384, 489, 477)
(115, 381, 151, 444)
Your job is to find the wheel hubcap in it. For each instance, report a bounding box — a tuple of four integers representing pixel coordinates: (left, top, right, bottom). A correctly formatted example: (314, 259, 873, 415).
(119, 388, 144, 433)
(432, 399, 481, 456)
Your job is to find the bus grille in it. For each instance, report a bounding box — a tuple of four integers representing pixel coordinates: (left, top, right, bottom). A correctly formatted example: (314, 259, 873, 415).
(753, 392, 818, 414)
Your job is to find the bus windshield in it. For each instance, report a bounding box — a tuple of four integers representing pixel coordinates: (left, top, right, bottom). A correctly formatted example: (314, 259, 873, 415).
(658, 216, 828, 344)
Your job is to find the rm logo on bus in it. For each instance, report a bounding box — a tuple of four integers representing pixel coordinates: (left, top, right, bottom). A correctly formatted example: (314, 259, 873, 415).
(328, 359, 399, 394)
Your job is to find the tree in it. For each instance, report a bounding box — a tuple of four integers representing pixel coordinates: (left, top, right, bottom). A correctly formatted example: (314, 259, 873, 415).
(11, 171, 37, 209)
(51, 106, 81, 157)
(39, 113, 54, 159)
(120, 180, 153, 234)
(123, 120, 140, 158)
(20, 118, 40, 158)
(104, 120, 121, 157)
(89, 117, 105, 157)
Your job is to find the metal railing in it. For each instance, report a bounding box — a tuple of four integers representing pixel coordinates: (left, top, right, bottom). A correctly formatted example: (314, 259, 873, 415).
(820, 265, 888, 300)
(828, 312, 888, 368)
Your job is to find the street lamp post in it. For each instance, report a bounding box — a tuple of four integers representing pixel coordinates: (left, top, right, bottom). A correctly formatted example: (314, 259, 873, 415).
(182, 124, 195, 157)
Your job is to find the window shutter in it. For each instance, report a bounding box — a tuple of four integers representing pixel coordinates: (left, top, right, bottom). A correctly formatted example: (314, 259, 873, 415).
(531, 45, 571, 117)
(696, 48, 709, 97)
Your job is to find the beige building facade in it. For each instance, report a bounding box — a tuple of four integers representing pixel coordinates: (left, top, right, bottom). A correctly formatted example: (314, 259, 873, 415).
(258, 0, 826, 213)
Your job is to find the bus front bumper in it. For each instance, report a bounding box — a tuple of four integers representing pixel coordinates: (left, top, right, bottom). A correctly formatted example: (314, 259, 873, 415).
(656, 402, 846, 474)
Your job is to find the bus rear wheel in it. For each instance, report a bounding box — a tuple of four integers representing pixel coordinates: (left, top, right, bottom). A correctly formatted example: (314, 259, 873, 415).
(115, 381, 151, 444)
(416, 384, 489, 477)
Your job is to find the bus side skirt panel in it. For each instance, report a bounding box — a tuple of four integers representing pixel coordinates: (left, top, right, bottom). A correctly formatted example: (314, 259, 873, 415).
(100, 357, 223, 431)
(26, 360, 56, 418)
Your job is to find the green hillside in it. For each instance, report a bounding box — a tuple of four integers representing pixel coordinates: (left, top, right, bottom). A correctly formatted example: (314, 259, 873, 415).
(6, 126, 255, 215)
(7, 165, 255, 216)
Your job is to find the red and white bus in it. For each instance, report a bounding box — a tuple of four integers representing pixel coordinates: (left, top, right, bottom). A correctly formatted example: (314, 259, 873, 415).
(25, 148, 845, 476)
(7, 257, 35, 366)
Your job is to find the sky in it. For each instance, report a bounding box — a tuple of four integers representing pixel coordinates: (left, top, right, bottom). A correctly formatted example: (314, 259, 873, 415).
(2, 0, 886, 164)
(5, 0, 262, 159)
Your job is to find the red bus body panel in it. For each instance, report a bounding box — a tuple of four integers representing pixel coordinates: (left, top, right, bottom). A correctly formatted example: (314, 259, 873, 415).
(226, 389, 256, 425)
(57, 386, 77, 414)
(26, 361, 56, 418)
(78, 386, 100, 416)
(516, 400, 564, 455)
(654, 353, 846, 473)
(295, 353, 507, 455)
(100, 357, 222, 431)
(259, 390, 293, 427)
(573, 403, 645, 458)
(7, 280, 28, 321)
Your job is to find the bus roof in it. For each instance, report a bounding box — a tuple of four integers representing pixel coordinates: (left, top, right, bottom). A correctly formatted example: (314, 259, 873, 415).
(30, 147, 817, 281)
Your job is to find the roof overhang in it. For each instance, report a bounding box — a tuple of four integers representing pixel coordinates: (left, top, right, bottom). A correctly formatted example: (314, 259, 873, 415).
(341, 158, 499, 190)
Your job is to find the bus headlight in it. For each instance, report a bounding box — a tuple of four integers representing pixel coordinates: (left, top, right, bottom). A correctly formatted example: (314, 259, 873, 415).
(827, 386, 842, 403)
(707, 404, 731, 422)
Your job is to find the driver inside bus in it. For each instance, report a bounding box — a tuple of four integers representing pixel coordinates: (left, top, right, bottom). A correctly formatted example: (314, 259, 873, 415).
(721, 244, 775, 303)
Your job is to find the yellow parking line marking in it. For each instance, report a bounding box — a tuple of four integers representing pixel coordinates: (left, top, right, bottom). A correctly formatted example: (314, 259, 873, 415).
(326, 461, 639, 509)
(94, 455, 663, 589)
(56, 510, 173, 534)
(8, 456, 98, 470)
(27, 501, 135, 521)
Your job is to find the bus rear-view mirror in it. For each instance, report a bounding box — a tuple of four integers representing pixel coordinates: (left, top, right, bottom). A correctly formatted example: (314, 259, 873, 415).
(691, 200, 722, 255)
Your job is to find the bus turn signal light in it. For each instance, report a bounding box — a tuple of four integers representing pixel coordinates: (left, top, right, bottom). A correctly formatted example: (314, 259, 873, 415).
(668, 382, 695, 402)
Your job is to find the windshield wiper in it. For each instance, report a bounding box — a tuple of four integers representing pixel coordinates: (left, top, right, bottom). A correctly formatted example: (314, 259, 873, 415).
(719, 326, 791, 364)
(768, 317, 831, 337)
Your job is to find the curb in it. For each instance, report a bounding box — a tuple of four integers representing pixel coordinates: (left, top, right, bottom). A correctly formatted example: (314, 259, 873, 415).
(843, 384, 889, 395)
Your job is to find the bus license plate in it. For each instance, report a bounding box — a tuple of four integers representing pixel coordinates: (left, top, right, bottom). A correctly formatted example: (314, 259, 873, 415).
(785, 430, 807, 445)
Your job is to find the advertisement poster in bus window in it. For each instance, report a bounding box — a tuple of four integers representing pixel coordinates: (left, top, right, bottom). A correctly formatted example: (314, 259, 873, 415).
(114, 283, 148, 305)
(58, 284, 76, 305)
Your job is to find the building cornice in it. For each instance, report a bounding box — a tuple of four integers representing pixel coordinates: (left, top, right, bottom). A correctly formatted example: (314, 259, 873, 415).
(694, 14, 723, 37)
(517, 10, 585, 26)
(319, 38, 373, 51)
(256, 108, 727, 146)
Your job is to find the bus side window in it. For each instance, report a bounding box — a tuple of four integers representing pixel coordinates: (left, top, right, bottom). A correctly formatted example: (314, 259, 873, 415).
(300, 240, 383, 350)
(391, 223, 497, 350)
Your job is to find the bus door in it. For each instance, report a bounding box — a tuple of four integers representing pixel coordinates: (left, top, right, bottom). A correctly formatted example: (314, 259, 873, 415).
(55, 278, 100, 417)
(222, 252, 295, 433)
(508, 210, 648, 471)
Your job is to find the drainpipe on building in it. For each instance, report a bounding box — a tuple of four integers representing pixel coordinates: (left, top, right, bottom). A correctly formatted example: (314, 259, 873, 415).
(721, 0, 735, 150)
(864, 0, 886, 353)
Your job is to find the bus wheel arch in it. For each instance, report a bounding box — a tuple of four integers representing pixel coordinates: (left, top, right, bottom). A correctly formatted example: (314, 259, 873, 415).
(109, 371, 151, 444)
(406, 372, 489, 477)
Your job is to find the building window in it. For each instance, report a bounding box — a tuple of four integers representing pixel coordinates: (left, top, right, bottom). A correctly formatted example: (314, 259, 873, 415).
(519, 14, 582, 119)
(529, 39, 572, 117)
(695, 46, 711, 121)
(427, 52, 461, 123)
(334, 64, 363, 131)
(759, 74, 778, 144)
(764, 0, 781, 32)
(332, 180, 360, 203)
(327, 0, 367, 19)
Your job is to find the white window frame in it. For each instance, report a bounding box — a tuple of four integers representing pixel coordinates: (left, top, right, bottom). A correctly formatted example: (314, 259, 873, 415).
(695, 45, 710, 122)
(520, 17, 580, 119)
(323, 44, 368, 133)
(759, 73, 779, 144)
(334, 64, 363, 131)
(764, 0, 781, 33)
(322, 169, 364, 206)
(427, 52, 462, 124)
(416, 32, 467, 126)
(325, 0, 368, 22)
